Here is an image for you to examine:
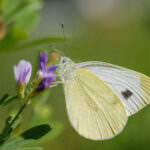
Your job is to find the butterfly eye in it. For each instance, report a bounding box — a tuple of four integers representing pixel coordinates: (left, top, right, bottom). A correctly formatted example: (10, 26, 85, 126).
(62, 59, 67, 63)
(60, 57, 70, 64)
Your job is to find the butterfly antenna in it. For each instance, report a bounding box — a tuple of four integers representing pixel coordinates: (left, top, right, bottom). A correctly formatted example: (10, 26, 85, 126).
(61, 22, 68, 55)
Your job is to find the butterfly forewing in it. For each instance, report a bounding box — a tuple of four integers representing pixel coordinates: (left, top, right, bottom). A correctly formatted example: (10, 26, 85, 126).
(76, 61, 150, 116)
(64, 68, 127, 140)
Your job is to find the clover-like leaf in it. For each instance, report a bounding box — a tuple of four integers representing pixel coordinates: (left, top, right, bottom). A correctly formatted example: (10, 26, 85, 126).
(1, 124, 51, 150)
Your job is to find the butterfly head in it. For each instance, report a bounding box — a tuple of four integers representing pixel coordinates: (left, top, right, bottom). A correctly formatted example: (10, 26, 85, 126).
(60, 56, 71, 65)
(59, 56, 76, 81)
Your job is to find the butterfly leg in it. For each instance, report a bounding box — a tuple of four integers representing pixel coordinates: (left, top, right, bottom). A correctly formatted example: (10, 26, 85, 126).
(51, 81, 63, 87)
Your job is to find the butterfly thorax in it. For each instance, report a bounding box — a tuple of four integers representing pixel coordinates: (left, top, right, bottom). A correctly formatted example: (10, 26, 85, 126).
(59, 56, 76, 82)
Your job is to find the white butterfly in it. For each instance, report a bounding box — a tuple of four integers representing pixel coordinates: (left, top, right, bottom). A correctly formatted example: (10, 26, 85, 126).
(58, 56, 150, 140)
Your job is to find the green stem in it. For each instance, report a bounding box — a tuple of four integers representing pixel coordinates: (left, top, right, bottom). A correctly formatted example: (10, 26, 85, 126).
(0, 100, 28, 145)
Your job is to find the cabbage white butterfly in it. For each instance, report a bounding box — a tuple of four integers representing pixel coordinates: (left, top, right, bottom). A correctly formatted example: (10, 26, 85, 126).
(58, 56, 150, 140)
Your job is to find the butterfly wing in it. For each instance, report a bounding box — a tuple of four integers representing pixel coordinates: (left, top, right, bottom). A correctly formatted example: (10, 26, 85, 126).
(76, 61, 150, 116)
(64, 68, 127, 140)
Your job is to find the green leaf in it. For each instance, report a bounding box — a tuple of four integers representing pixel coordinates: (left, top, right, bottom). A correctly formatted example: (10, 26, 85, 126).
(1, 124, 51, 150)
(21, 124, 51, 140)
(0, 115, 22, 145)
(14, 11, 39, 32)
(0, 27, 28, 53)
(5, 0, 42, 25)
(2, 0, 21, 20)
(12, 27, 29, 40)
(1, 137, 35, 150)
(17, 36, 64, 49)
(0, 35, 64, 53)
(0, 94, 9, 105)
(12, 0, 42, 32)
(0, 0, 43, 54)
(36, 122, 64, 145)
(0, 94, 18, 106)
(2, 95, 18, 106)
(13, 147, 43, 150)
(11, 117, 22, 131)
(0, 0, 2, 10)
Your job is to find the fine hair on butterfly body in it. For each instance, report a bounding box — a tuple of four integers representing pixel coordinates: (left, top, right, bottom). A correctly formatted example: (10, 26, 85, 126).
(58, 55, 150, 140)
(59, 56, 76, 82)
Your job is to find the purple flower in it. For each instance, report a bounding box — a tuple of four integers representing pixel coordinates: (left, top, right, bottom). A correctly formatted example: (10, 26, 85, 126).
(38, 52, 47, 73)
(14, 60, 32, 85)
(36, 52, 57, 92)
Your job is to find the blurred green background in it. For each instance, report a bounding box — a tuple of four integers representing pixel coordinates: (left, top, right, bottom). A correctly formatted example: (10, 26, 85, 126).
(1, 0, 150, 150)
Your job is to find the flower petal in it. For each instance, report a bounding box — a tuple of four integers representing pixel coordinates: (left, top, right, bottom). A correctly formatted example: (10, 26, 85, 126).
(13, 60, 32, 85)
(13, 65, 19, 82)
(46, 74, 56, 85)
(36, 74, 56, 92)
(38, 52, 48, 71)
(47, 65, 57, 73)
(24, 61, 32, 84)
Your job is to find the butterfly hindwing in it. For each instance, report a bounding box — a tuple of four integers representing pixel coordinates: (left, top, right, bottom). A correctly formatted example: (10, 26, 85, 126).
(64, 68, 128, 140)
(76, 61, 150, 116)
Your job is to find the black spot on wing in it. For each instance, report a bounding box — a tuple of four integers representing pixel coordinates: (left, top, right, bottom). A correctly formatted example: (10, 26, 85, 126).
(121, 89, 133, 99)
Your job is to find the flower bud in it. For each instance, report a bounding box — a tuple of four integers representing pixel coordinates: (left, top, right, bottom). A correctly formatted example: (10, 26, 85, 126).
(47, 51, 60, 64)
(13, 60, 32, 99)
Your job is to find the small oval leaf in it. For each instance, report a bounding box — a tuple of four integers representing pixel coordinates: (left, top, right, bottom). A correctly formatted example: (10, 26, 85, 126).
(21, 124, 51, 140)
